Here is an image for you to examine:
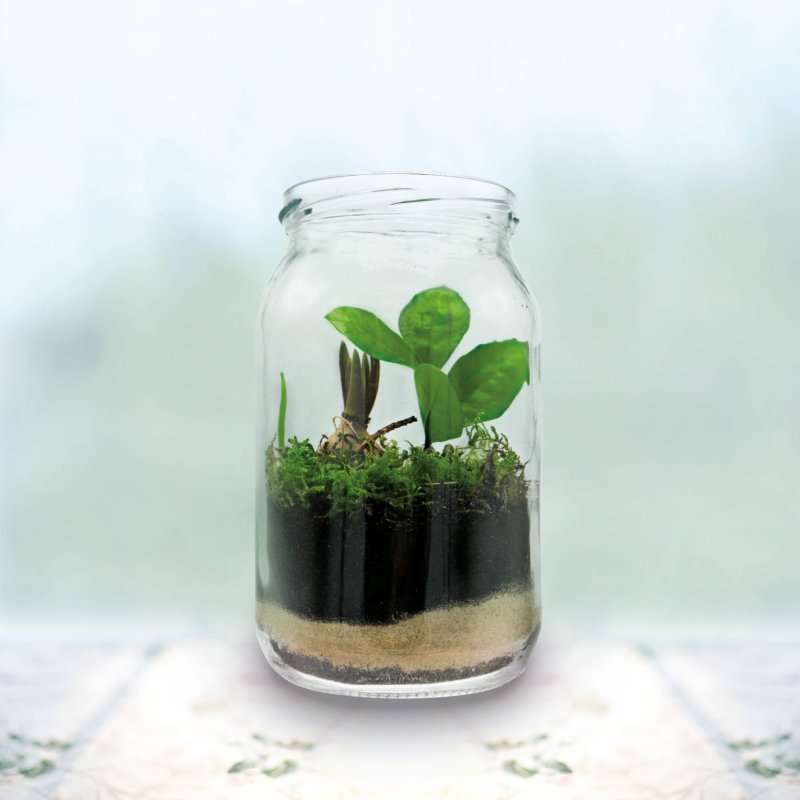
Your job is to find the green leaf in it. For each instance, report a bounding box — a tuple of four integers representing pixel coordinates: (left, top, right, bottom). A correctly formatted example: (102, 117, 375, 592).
(278, 372, 287, 449)
(344, 351, 365, 420)
(398, 286, 470, 368)
(449, 339, 529, 424)
(544, 760, 573, 774)
(414, 364, 463, 444)
(326, 307, 415, 366)
(338, 341, 350, 403)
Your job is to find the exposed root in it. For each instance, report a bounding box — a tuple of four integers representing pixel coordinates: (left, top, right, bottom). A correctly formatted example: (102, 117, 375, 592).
(318, 415, 367, 453)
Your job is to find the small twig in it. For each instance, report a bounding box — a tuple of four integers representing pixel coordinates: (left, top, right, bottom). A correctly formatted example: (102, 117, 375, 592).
(357, 415, 417, 452)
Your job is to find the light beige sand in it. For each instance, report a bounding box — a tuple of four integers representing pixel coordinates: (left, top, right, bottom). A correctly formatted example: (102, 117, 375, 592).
(257, 590, 538, 672)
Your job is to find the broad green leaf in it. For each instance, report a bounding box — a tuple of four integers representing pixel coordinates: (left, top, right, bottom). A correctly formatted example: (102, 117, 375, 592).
(398, 286, 470, 368)
(448, 339, 529, 424)
(414, 364, 463, 443)
(325, 307, 415, 366)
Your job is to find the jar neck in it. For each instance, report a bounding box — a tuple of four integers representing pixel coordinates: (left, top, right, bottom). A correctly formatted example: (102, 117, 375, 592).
(279, 173, 518, 245)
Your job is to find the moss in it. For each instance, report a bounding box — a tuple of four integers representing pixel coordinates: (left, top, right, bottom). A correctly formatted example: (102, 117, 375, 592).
(266, 424, 527, 518)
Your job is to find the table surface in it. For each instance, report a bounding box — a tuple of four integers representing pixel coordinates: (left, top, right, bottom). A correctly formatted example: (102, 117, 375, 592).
(1, 639, 799, 799)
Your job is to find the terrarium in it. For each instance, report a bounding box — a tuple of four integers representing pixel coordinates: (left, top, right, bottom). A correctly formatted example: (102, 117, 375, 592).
(255, 173, 541, 697)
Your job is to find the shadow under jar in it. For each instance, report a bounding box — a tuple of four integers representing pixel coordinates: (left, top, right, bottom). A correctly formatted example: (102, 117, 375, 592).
(255, 173, 542, 697)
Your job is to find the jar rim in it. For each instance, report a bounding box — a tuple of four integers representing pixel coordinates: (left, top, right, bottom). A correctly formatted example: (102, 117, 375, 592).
(285, 171, 514, 201)
(280, 172, 516, 228)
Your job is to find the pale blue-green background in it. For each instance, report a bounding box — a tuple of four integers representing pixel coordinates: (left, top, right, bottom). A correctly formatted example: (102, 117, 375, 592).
(1, 0, 798, 638)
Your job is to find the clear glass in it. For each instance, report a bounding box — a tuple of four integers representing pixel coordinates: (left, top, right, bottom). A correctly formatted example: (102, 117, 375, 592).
(255, 173, 541, 697)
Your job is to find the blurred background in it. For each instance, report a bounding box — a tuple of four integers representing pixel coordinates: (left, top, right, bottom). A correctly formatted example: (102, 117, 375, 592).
(1, 0, 798, 640)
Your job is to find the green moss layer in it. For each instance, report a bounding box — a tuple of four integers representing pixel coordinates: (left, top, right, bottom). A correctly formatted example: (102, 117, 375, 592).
(266, 424, 528, 518)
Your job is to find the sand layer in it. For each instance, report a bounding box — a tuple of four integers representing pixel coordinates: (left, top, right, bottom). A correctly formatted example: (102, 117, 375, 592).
(257, 589, 538, 679)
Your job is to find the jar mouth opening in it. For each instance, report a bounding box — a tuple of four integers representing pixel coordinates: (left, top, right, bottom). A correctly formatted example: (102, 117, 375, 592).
(279, 172, 517, 230)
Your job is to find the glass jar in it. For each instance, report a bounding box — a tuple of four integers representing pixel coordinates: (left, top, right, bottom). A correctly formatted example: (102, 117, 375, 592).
(255, 173, 541, 697)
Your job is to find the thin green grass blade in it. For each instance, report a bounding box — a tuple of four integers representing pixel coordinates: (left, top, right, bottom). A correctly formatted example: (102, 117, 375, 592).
(278, 371, 287, 448)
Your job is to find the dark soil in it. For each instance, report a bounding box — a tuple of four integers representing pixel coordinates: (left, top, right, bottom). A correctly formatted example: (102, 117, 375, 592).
(270, 636, 530, 685)
(259, 488, 531, 625)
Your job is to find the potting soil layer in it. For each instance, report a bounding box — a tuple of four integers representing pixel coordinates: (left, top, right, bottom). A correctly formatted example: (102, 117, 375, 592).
(262, 494, 533, 624)
(257, 588, 538, 684)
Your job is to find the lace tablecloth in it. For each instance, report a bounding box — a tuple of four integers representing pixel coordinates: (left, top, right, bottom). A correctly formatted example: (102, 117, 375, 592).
(2, 639, 798, 798)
